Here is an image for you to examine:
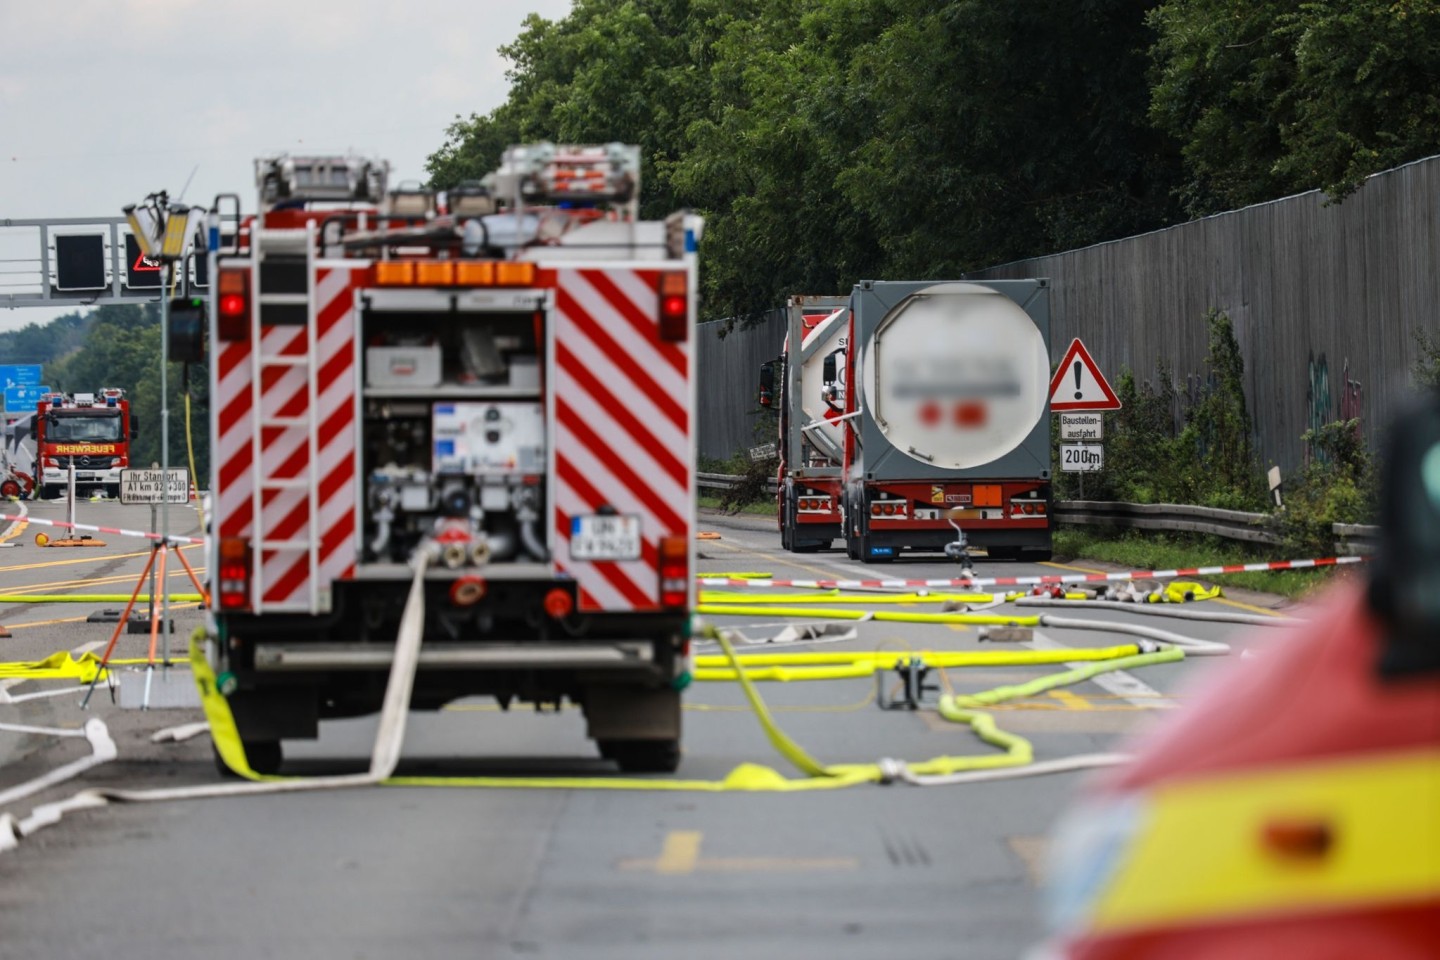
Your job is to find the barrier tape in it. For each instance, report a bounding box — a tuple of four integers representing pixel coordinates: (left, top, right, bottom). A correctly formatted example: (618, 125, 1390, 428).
(700, 555, 1366, 590)
(0, 513, 204, 546)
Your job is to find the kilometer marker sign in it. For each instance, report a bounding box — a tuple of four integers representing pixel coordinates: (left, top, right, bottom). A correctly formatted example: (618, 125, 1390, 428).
(1049, 339, 1121, 411)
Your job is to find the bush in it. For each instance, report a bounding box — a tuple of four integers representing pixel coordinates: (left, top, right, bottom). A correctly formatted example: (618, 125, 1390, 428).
(1272, 418, 1376, 556)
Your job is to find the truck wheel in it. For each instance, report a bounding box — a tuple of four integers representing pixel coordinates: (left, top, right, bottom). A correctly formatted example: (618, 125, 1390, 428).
(105, 484, 120, 499)
(39, 484, 57, 500)
(600, 738, 681, 773)
(1022, 548, 1053, 563)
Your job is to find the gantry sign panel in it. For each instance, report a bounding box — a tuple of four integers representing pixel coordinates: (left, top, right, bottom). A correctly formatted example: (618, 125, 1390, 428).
(0, 217, 208, 309)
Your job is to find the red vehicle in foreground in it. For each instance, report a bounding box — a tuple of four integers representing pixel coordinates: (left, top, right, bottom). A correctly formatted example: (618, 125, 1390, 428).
(1036, 398, 1440, 959)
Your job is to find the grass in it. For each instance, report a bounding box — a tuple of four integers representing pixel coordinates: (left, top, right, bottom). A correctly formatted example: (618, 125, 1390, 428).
(1053, 528, 1356, 601)
(697, 494, 774, 517)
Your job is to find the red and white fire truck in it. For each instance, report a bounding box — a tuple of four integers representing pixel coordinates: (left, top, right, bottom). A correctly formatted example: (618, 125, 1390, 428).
(764, 281, 1054, 562)
(205, 145, 701, 773)
(33, 388, 136, 499)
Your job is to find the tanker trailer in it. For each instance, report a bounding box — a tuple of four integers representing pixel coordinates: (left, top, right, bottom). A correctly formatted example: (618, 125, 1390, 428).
(762, 295, 851, 552)
(836, 279, 1052, 562)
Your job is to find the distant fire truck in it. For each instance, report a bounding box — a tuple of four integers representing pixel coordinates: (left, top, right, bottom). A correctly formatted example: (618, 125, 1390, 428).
(205, 145, 701, 773)
(34, 388, 136, 499)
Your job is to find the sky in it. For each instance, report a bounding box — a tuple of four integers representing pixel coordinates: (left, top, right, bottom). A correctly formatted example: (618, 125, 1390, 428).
(0, 0, 574, 332)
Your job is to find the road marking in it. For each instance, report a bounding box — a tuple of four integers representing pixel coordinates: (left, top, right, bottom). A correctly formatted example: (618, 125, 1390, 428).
(1048, 689, 1094, 711)
(1040, 559, 1108, 575)
(1029, 631, 1177, 708)
(1007, 836, 1048, 886)
(1212, 596, 1286, 618)
(0, 499, 29, 544)
(656, 830, 703, 874)
(619, 830, 858, 874)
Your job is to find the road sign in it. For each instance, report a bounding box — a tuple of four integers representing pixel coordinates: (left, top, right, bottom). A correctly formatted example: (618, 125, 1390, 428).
(1049, 339, 1121, 411)
(0, 365, 43, 389)
(1060, 443, 1104, 472)
(124, 234, 164, 289)
(749, 442, 777, 461)
(54, 234, 107, 291)
(120, 468, 190, 504)
(4, 385, 49, 409)
(1059, 412, 1104, 441)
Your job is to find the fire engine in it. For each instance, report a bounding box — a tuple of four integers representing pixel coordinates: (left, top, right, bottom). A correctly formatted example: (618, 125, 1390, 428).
(762, 281, 1053, 562)
(205, 145, 701, 773)
(33, 388, 136, 499)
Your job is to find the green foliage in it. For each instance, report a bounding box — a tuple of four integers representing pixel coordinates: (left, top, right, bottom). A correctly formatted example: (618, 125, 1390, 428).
(1052, 528, 1341, 599)
(1272, 418, 1375, 556)
(430, 0, 1184, 324)
(1413, 328, 1440, 388)
(1149, 0, 1440, 215)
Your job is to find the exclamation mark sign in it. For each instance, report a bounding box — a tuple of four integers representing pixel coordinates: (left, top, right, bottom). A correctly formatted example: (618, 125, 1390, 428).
(1073, 360, 1083, 400)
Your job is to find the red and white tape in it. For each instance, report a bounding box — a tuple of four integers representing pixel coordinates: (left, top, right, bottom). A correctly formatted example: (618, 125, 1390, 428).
(700, 555, 1368, 591)
(0, 513, 205, 546)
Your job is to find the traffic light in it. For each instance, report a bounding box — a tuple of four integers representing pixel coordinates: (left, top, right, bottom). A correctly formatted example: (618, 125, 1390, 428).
(168, 296, 206, 364)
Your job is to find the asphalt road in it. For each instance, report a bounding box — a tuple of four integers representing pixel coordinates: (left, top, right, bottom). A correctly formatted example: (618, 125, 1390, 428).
(0, 503, 1302, 959)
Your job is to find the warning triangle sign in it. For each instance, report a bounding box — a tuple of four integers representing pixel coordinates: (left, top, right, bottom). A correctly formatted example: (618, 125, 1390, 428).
(132, 250, 162, 272)
(1049, 338, 1121, 411)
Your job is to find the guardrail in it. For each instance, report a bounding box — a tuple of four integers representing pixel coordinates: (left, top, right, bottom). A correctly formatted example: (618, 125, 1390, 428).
(697, 473, 1380, 553)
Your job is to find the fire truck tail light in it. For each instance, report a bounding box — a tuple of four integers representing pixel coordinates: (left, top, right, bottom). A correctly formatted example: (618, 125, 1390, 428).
(216, 269, 251, 342)
(659, 535, 688, 608)
(218, 536, 252, 611)
(659, 272, 688, 342)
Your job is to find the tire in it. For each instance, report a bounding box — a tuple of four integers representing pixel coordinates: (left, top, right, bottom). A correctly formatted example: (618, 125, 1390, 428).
(39, 484, 57, 500)
(105, 484, 120, 499)
(0, 480, 19, 499)
(601, 738, 681, 773)
(987, 546, 1021, 561)
(1022, 548, 1053, 563)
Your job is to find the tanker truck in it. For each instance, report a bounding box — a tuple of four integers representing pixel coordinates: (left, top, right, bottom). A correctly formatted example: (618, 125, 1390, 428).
(766, 280, 1053, 562)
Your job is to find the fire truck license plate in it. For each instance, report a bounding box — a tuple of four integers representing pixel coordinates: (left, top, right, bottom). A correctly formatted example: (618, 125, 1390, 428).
(570, 515, 641, 561)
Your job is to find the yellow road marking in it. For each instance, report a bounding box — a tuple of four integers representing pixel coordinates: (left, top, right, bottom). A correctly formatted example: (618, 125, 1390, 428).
(0, 520, 27, 544)
(1048, 689, 1094, 711)
(618, 830, 858, 874)
(0, 567, 206, 596)
(2, 602, 201, 630)
(1212, 596, 1286, 618)
(1040, 559, 1109, 575)
(655, 830, 703, 875)
(0, 542, 202, 575)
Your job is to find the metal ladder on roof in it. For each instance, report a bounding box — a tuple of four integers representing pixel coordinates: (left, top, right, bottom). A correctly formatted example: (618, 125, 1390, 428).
(247, 221, 322, 614)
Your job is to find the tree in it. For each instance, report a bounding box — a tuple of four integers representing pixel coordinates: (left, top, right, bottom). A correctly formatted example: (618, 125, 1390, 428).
(1149, 0, 1440, 214)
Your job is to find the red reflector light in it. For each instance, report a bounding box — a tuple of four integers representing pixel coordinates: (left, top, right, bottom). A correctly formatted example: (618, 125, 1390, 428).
(1022, 504, 1035, 515)
(659, 272, 688, 342)
(218, 536, 251, 611)
(544, 588, 574, 619)
(216, 269, 251, 342)
(870, 504, 881, 516)
(1036, 503, 1046, 515)
(882, 503, 895, 515)
(659, 535, 688, 608)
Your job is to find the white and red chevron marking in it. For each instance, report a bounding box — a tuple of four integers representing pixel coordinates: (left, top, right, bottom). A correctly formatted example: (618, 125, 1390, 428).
(552, 267, 692, 612)
(702, 555, 1369, 591)
(212, 261, 361, 612)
